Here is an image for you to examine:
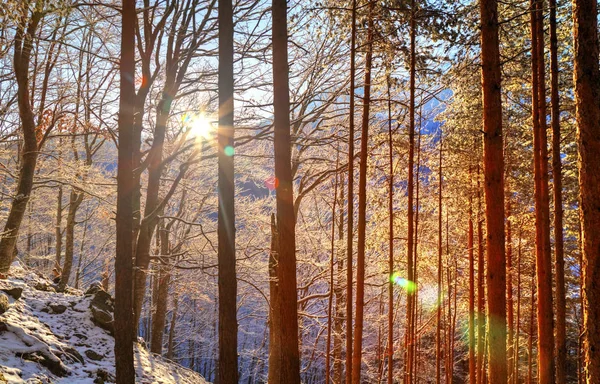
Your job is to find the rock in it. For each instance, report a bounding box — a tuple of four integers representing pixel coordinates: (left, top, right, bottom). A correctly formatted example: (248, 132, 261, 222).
(85, 282, 103, 296)
(85, 349, 104, 361)
(61, 347, 84, 364)
(0, 293, 9, 315)
(89, 290, 114, 334)
(1, 287, 23, 300)
(34, 282, 55, 292)
(93, 368, 115, 384)
(49, 304, 67, 314)
(16, 351, 69, 377)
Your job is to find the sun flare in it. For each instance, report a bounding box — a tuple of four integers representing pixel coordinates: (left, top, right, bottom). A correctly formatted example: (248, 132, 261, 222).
(184, 113, 214, 140)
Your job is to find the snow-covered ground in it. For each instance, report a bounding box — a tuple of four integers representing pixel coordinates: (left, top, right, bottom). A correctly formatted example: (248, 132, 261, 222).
(0, 263, 208, 384)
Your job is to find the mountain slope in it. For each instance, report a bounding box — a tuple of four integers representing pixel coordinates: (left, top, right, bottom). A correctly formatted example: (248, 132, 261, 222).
(0, 263, 207, 384)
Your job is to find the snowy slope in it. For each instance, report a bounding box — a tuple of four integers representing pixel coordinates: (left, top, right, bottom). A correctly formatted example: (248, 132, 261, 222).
(0, 263, 208, 384)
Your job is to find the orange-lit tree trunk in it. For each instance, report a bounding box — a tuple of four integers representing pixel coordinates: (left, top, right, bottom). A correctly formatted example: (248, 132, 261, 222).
(326, 164, 339, 384)
(506, 180, 514, 384)
(527, 264, 536, 384)
(404, 1, 417, 382)
(477, 164, 485, 384)
(115, 0, 137, 381)
(514, 226, 523, 384)
(573, 0, 600, 381)
(0, 0, 44, 273)
(268, 214, 281, 383)
(530, 2, 555, 382)
(480, 0, 507, 382)
(351, 1, 374, 381)
(469, 166, 476, 384)
(272, 0, 301, 381)
(346, 1, 357, 382)
(218, 0, 238, 380)
(548, 1, 566, 382)
(333, 175, 345, 384)
(386, 75, 395, 384)
(437, 136, 444, 384)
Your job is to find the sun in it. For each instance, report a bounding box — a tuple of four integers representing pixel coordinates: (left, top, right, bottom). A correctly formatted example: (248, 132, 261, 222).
(186, 113, 214, 141)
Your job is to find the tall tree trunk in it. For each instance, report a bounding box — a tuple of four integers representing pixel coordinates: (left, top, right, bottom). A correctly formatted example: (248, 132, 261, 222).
(351, 2, 374, 382)
(480, 0, 507, 382)
(268, 213, 281, 382)
(150, 223, 170, 355)
(0, 0, 43, 273)
(437, 135, 443, 384)
(549, 1, 566, 382)
(333, 175, 345, 384)
(527, 264, 536, 384)
(55, 185, 63, 268)
(506, 184, 514, 384)
(114, 0, 137, 381)
(572, 0, 600, 381)
(346, 1, 357, 381)
(326, 167, 339, 384)
(469, 167, 476, 384)
(218, 0, 238, 381)
(166, 294, 178, 361)
(477, 165, 485, 384)
(272, 0, 300, 377)
(514, 226, 522, 384)
(404, 1, 417, 382)
(59, 189, 83, 290)
(386, 75, 395, 384)
(530, 2, 555, 382)
(412, 116, 422, 384)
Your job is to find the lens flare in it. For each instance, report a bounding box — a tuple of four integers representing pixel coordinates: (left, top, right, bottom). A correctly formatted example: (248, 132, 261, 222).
(182, 112, 214, 141)
(390, 272, 417, 293)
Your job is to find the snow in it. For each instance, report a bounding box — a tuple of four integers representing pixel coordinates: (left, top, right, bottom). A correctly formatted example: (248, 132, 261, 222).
(0, 263, 208, 384)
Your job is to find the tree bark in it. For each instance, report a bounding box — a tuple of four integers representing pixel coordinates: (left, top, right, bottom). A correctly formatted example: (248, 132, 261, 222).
(480, 0, 507, 382)
(326, 168, 339, 384)
(268, 214, 282, 383)
(469, 167, 476, 384)
(404, 1, 417, 382)
(530, 2, 555, 382)
(114, 0, 137, 381)
(0, 0, 44, 273)
(346, 1, 357, 381)
(549, 1, 566, 382)
(386, 75, 395, 384)
(59, 189, 83, 290)
(272, 0, 301, 379)
(572, 0, 600, 381)
(150, 224, 170, 355)
(218, 0, 238, 381)
(351, 1, 374, 381)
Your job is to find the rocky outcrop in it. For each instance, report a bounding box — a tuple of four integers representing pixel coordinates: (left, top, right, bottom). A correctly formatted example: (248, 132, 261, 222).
(0, 293, 8, 315)
(89, 289, 114, 334)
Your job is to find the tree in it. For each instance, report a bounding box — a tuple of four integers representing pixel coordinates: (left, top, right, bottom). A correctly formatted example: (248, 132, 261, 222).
(114, 0, 137, 381)
(351, 1, 374, 382)
(530, 1, 555, 382)
(549, 0, 566, 382)
(272, 0, 301, 382)
(572, 0, 600, 382)
(479, 0, 507, 383)
(0, 0, 45, 273)
(218, 0, 238, 380)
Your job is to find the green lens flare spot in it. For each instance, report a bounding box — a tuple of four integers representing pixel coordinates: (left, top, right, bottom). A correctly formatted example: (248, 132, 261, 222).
(390, 272, 417, 293)
(224, 146, 234, 156)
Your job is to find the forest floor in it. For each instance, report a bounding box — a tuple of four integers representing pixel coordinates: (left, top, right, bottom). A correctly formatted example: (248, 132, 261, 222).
(0, 263, 208, 384)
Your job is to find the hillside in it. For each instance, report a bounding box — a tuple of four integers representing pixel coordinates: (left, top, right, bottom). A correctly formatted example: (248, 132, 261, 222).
(0, 263, 208, 384)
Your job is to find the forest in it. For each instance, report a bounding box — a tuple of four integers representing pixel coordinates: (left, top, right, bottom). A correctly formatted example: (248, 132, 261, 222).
(0, 0, 598, 383)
